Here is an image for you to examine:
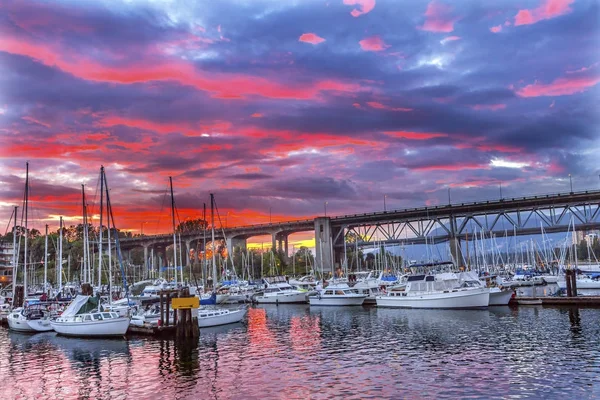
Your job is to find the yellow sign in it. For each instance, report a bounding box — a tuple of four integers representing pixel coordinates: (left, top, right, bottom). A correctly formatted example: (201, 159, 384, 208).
(171, 297, 199, 309)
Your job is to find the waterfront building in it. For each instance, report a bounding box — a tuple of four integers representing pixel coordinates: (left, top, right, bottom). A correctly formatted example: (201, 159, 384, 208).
(0, 241, 14, 287)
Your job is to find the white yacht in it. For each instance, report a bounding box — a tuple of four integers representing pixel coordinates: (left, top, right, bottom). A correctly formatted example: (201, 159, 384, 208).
(350, 272, 383, 305)
(461, 272, 513, 306)
(376, 273, 489, 309)
(198, 307, 247, 328)
(308, 282, 367, 306)
(288, 275, 318, 291)
(51, 295, 130, 337)
(253, 278, 307, 304)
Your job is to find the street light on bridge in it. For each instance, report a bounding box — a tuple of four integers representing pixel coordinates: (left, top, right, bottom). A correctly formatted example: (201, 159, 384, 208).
(384, 194, 387, 212)
(569, 174, 573, 194)
(324, 201, 328, 217)
(141, 221, 148, 236)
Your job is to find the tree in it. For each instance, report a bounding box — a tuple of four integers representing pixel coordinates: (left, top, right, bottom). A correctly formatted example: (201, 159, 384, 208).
(176, 218, 208, 234)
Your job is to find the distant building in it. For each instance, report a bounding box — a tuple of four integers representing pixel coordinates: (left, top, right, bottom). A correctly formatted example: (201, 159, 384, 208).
(575, 230, 600, 244)
(0, 241, 14, 287)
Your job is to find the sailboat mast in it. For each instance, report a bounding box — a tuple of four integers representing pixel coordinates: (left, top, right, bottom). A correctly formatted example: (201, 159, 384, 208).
(11, 206, 17, 305)
(210, 193, 217, 288)
(106, 179, 112, 305)
(170, 177, 178, 285)
(59, 216, 63, 293)
(203, 203, 207, 288)
(24, 162, 29, 297)
(81, 184, 87, 283)
(44, 225, 48, 293)
(98, 166, 104, 288)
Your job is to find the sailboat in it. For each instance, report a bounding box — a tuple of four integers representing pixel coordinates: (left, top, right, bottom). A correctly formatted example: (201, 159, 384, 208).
(7, 163, 37, 332)
(197, 193, 247, 327)
(51, 166, 130, 337)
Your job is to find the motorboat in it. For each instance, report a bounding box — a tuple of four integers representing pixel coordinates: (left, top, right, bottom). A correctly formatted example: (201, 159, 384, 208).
(350, 272, 383, 305)
(308, 282, 366, 306)
(51, 295, 129, 337)
(376, 273, 489, 309)
(253, 277, 308, 304)
(288, 275, 318, 291)
(197, 307, 247, 328)
(464, 272, 513, 306)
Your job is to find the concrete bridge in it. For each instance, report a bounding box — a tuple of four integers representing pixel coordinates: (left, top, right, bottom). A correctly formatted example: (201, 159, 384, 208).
(118, 189, 600, 274)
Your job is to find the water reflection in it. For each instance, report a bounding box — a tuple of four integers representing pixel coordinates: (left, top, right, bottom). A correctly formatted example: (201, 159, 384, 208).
(1, 304, 600, 399)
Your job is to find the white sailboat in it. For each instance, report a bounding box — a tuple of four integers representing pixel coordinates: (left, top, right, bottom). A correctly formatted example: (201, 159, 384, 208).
(7, 308, 35, 332)
(51, 295, 129, 336)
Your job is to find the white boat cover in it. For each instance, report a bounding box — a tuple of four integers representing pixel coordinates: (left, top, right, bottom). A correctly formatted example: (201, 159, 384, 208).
(61, 295, 91, 317)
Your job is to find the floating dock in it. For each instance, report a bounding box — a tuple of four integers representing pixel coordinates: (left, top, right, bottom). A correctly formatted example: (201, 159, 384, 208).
(511, 296, 600, 306)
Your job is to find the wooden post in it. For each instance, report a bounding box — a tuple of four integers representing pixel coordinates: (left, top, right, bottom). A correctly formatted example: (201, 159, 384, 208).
(166, 292, 171, 327)
(14, 285, 24, 308)
(565, 270, 573, 297)
(159, 291, 164, 326)
(571, 270, 578, 297)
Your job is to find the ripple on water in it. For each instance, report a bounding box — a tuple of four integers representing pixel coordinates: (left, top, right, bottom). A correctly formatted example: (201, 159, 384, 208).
(1, 305, 600, 399)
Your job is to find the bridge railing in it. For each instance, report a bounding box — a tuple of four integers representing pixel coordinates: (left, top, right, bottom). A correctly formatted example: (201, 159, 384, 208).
(120, 189, 600, 241)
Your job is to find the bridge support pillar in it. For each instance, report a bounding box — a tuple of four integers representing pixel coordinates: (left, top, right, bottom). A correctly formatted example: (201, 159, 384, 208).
(284, 236, 289, 258)
(271, 233, 277, 253)
(185, 240, 192, 268)
(227, 237, 247, 260)
(143, 245, 149, 278)
(314, 217, 335, 275)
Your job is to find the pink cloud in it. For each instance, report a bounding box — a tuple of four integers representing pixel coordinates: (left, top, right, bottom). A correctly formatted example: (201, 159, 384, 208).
(366, 101, 412, 112)
(419, 1, 458, 33)
(514, 0, 574, 26)
(384, 131, 447, 140)
(299, 33, 326, 45)
(517, 75, 600, 97)
(0, 36, 365, 100)
(359, 35, 390, 52)
(490, 25, 502, 33)
(440, 35, 461, 44)
(470, 104, 507, 111)
(251, 113, 263, 118)
(343, 0, 376, 17)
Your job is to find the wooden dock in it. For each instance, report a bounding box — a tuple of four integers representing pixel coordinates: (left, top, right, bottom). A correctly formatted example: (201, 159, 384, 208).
(511, 296, 600, 306)
(127, 324, 177, 337)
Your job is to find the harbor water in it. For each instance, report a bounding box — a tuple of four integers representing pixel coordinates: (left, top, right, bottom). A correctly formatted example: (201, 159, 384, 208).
(1, 305, 599, 399)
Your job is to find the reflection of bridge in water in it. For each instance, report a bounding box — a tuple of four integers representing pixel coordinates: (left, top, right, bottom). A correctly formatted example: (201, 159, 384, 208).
(119, 190, 600, 272)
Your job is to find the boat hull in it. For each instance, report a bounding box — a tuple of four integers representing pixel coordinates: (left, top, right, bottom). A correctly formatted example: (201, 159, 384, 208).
(7, 314, 36, 332)
(376, 288, 489, 309)
(254, 292, 307, 304)
(308, 295, 366, 306)
(51, 318, 130, 337)
(27, 319, 54, 332)
(198, 309, 246, 328)
(489, 288, 513, 306)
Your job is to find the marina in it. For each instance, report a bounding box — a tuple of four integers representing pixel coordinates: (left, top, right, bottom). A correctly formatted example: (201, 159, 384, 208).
(1, 0, 599, 398)
(2, 304, 600, 399)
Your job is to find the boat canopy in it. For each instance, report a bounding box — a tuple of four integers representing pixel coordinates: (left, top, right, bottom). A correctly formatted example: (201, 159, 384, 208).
(61, 295, 99, 317)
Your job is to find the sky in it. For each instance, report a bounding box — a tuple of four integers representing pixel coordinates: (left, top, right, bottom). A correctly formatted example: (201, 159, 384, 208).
(0, 0, 599, 247)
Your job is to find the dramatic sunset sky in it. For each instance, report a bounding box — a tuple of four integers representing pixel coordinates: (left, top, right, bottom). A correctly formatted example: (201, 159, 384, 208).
(0, 0, 599, 244)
